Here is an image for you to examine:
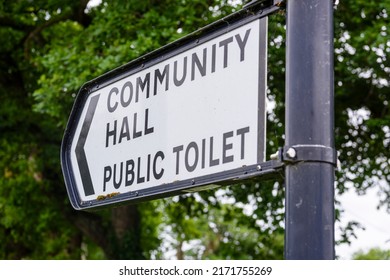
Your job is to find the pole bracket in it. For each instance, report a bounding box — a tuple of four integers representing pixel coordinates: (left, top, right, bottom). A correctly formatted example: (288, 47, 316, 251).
(282, 145, 337, 166)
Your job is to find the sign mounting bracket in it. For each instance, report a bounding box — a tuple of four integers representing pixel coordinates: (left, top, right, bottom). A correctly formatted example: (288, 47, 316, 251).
(282, 145, 337, 166)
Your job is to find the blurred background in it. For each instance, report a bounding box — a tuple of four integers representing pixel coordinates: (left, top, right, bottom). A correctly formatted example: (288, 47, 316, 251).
(0, 0, 389, 259)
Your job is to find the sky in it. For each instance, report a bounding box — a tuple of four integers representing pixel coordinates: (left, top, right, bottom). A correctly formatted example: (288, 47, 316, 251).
(336, 186, 390, 259)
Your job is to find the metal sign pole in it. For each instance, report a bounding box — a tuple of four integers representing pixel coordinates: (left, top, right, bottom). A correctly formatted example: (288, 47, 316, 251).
(284, 0, 336, 259)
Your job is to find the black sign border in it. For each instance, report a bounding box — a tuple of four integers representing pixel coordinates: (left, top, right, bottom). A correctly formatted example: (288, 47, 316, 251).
(61, 1, 280, 210)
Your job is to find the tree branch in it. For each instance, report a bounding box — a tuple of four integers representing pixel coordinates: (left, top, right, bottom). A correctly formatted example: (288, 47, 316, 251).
(23, 1, 91, 59)
(24, 10, 73, 59)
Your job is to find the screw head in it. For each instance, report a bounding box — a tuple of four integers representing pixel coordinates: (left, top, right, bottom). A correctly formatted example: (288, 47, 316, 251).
(286, 148, 297, 159)
(270, 151, 279, 160)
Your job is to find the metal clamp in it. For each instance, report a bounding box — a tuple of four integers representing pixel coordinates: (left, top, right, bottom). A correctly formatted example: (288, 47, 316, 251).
(282, 145, 337, 166)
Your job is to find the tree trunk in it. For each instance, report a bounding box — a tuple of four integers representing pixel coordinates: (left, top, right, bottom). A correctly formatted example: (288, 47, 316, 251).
(109, 204, 144, 259)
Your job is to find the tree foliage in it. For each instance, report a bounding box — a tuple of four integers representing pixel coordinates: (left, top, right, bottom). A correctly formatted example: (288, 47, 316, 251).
(334, 0, 390, 198)
(353, 247, 390, 260)
(0, 0, 389, 259)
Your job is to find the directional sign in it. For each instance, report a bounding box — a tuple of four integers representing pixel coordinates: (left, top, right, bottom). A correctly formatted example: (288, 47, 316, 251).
(61, 11, 269, 210)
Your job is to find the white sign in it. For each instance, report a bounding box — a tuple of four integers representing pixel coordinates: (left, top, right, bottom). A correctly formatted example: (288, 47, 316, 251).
(62, 18, 267, 209)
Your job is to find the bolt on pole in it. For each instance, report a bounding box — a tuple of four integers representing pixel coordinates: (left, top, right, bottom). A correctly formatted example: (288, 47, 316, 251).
(285, 0, 335, 259)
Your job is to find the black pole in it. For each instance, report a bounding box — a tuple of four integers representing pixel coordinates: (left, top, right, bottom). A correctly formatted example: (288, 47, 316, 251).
(285, 0, 335, 259)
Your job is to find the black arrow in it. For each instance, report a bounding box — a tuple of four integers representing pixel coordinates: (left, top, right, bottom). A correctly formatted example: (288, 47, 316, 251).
(75, 94, 100, 196)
